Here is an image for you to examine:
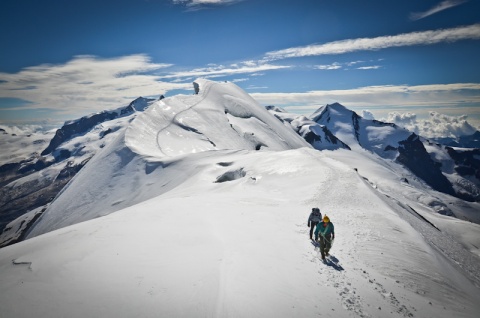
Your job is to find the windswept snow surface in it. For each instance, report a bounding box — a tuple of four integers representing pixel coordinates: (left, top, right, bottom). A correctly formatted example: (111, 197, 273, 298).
(1, 80, 480, 317)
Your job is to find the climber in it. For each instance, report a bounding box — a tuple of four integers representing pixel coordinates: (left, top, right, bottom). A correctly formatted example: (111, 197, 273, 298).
(307, 207, 322, 240)
(315, 215, 335, 260)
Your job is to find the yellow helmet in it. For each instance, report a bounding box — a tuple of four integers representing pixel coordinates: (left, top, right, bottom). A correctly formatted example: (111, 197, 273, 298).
(323, 215, 330, 222)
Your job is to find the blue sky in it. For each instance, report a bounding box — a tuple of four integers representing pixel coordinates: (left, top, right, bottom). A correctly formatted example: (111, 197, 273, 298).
(1, 0, 480, 136)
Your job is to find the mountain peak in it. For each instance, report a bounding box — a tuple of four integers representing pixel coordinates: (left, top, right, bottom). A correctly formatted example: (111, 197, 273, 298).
(310, 102, 353, 123)
(326, 102, 348, 111)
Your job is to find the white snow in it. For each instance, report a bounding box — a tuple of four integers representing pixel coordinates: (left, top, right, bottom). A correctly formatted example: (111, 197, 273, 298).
(1, 79, 479, 318)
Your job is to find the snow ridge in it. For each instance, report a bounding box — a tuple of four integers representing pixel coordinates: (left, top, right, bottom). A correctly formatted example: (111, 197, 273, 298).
(125, 79, 309, 159)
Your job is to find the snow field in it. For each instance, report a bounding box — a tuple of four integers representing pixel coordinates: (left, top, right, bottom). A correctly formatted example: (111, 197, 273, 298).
(2, 79, 480, 318)
(2, 148, 480, 317)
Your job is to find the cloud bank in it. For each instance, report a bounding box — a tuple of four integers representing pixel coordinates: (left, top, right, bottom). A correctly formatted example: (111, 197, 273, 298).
(410, 0, 468, 21)
(265, 23, 480, 60)
(251, 83, 480, 109)
(0, 54, 289, 123)
(0, 124, 54, 135)
(384, 111, 477, 138)
(0, 54, 190, 118)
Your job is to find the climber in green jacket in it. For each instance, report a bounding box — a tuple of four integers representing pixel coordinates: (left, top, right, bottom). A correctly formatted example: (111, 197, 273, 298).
(315, 215, 335, 260)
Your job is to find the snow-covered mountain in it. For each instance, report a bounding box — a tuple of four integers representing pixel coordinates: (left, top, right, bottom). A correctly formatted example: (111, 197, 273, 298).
(268, 102, 480, 204)
(23, 79, 308, 238)
(1, 79, 480, 317)
(0, 97, 157, 245)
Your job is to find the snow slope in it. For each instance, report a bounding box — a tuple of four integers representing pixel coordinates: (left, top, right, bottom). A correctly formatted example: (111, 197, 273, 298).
(1, 79, 480, 317)
(2, 147, 480, 318)
(26, 79, 309, 237)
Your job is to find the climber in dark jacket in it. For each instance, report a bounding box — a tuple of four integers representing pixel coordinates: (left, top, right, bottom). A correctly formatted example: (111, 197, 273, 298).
(307, 207, 322, 240)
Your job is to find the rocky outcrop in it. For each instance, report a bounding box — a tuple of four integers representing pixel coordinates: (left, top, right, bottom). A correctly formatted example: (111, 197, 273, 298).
(445, 147, 480, 201)
(397, 133, 455, 196)
(0, 158, 91, 234)
(302, 125, 351, 150)
(446, 147, 480, 178)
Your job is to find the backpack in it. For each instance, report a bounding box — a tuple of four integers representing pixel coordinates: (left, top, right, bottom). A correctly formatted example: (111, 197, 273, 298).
(309, 208, 322, 222)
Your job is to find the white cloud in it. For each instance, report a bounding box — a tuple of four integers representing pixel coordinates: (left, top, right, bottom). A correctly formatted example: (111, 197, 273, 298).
(315, 63, 342, 70)
(384, 111, 477, 138)
(313, 60, 383, 71)
(0, 54, 190, 118)
(356, 65, 381, 70)
(0, 54, 289, 122)
(231, 78, 249, 83)
(159, 62, 290, 80)
(385, 112, 417, 126)
(251, 83, 480, 108)
(361, 110, 375, 120)
(346, 61, 365, 66)
(172, 0, 244, 10)
(410, 0, 468, 21)
(265, 24, 480, 60)
(246, 85, 268, 90)
(250, 82, 480, 131)
(0, 124, 51, 135)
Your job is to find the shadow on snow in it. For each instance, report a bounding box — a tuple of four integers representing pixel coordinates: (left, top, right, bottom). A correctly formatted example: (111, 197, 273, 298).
(311, 240, 344, 271)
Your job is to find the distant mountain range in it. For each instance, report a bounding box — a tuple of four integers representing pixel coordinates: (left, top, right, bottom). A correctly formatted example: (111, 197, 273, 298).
(0, 81, 479, 248)
(268, 103, 479, 202)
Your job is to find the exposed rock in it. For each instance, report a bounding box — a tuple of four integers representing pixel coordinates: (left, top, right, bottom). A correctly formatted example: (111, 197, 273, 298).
(397, 133, 455, 196)
(302, 126, 351, 150)
(0, 158, 91, 234)
(215, 168, 246, 183)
